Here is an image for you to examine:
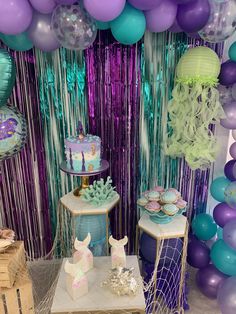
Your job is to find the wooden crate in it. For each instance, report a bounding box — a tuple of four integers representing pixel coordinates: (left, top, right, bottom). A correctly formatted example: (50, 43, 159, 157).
(0, 268, 34, 314)
(0, 242, 26, 288)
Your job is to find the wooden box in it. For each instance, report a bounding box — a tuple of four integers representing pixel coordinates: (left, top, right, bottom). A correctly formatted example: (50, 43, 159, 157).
(0, 242, 26, 288)
(0, 268, 34, 314)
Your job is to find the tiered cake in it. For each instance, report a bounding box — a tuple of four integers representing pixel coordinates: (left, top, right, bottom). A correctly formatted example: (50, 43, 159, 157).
(65, 123, 101, 172)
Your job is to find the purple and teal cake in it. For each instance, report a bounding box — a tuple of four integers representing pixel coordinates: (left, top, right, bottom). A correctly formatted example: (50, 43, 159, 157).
(65, 123, 101, 172)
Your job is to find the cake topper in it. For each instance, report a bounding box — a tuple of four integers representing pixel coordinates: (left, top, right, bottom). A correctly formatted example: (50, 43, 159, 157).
(77, 121, 85, 140)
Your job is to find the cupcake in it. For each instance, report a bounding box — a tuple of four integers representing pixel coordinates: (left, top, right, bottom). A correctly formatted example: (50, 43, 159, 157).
(160, 191, 178, 204)
(162, 204, 179, 216)
(137, 197, 149, 207)
(147, 191, 160, 201)
(167, 188, 181, 199)
(153, 186, 165, 193)
(175, 198, 187, 209)
(145, 201, 161, 212)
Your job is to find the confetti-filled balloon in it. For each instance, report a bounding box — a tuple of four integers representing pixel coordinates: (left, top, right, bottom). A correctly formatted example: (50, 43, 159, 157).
(51, 4, 97, 50)
(199, 0, 236, 43)
(0, 106, 27, 160)
(225, 181, 236, 209)
(220, 102, 236, 130)
(218, 84, 233, 106)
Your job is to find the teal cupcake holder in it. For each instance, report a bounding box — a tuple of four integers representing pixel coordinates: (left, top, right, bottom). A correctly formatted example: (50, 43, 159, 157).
(139, 206, 186, 224)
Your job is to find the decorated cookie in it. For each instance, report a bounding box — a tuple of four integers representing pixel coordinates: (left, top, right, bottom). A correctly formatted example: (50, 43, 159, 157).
(137, 197, 148, 207)
(160, 191, 178, 204)
(153, 186, 165, 193)
(145, 201, 161, 212)
(147, 191, 160, 201)
(175, 198, 187, 209)
(167, 188, 181, 198)
(162, 204, 179, 216)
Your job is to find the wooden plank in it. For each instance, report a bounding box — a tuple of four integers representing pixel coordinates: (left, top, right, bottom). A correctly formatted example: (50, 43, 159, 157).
(4, 288, 20, 314)
(18, 280, 34, 314)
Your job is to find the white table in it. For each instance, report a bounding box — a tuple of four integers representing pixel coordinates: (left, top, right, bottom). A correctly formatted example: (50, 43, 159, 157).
(58, 191, 120, 255)
(51, 256, 146, 314)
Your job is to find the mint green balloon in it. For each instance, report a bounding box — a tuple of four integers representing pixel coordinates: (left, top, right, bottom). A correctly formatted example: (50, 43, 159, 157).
(210, 176, 230, 202)
(110, 4, 146, 45)
(1, 32, 33, 52)
(192, 213, 217, 241)
(0, 49, 16, 107)
(211, 240, 236, 276)
(96, 21, 110, 30)
(229, 42, 236, 62)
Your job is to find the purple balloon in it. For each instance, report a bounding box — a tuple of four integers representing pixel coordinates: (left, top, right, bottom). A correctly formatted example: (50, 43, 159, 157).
(217, 277, 236, 314)
(174, 0, 194, 3)
(196, 264, 228, 299)
(213, 203, 236, 228)
(169, 19, 183, 33)
(55, 0, 76, 3)
(27, 13, 60, 52)
(223, 220, 236, 250)
(187, 32, 201, 39)
(219, 61, 236, 86)
(177, 0, 210, 33)
(84, 0, 126, 22)
(224, 160, 236, 181)
(145, 0, 177, 33)
(0, 0, 33, 35)
(230, 142, 236, 159)
(187, 239, 210, 269)
(29, 0, 56, 14)
(220, 102, 236, 129)
(128, 0, 163, 11)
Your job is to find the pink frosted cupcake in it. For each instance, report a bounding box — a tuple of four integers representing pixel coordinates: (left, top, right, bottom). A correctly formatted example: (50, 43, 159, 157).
(167, 188, 181, 199)
(145, 201, 161, 213)
(175, 198, 187, 209)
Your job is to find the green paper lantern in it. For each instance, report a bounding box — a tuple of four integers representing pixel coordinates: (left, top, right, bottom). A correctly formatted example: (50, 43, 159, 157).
(176, 47, 221, 85)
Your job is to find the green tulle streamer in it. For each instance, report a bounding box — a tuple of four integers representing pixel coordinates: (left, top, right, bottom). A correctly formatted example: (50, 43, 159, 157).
(166, 82, 224, 170)
(35, 49, 87, 236)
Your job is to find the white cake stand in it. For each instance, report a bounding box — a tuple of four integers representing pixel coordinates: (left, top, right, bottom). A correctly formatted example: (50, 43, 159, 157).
(60, 160, 109, 197)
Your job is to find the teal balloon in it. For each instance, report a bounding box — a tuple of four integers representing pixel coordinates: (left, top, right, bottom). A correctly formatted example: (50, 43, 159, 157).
(110, 4, 146, 45)
(96, 21, 110, 30)
(192, 213, 217, 241)
(211, 240, 236, 276)
(229, 42, 236, 62)
(225, 181, 236, 209)
(0, 49, 16, 107)
(210, 176, 230, 202)
(217, 227, 223, 239)
(1, 32, 33, 52)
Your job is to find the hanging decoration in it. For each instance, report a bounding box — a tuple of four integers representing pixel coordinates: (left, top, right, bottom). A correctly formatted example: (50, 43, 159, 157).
(166, 46, 223, 170)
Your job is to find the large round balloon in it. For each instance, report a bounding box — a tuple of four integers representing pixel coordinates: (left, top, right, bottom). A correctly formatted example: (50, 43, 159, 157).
(0, 0, 33, 35)
(0, 50, 16, 107)
(229, 42, 236, 63)
(29, 0, 56, 14)
(224, 159, 236, 181)
(217, 277, 236, 314)
(110, 4, 146, 45)
(218, 84, 233, 106)
(229, 142, 236, 159)
(192, 213, 217, 241)
(210, 176, 230, 202)
(0, 106, 27, 160)
(196, 264, 228, 299)
(52, 4, 97, 50)
(1, 33, 33, 52)
(221, 102, 236, 130)
(211, 240, 236, 276)
(177, 0, 210, 33)
(145, 0, 177, 33)
(84, 0, 126, 22)
(169, 19, 183, 33)
(223, 220, 236, 251)
(219, 61, 236, 86)
(28, 13, 60, 52)
(225, 181, 236, 209)
(213, 202, 236, 228)
(96, 21, 110, 30)
(128, 0, 163, 11)
(199, 0, 236, 43)
(55, 0, 76, 3)
(187, 239, 210, 268)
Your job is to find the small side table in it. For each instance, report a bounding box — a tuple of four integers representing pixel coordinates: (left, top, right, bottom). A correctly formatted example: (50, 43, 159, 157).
(136, 214, 189, 314)
(58, 191, 120, 256)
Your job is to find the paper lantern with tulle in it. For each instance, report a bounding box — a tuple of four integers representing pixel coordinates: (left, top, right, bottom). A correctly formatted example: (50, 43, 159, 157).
(166, 47, 223, 170)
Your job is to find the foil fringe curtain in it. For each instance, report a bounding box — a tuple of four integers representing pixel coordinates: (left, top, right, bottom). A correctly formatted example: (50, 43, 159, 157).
(0, 49, 52, 258)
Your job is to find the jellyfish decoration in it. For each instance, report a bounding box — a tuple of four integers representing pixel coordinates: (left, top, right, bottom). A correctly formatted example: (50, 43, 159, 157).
(165, 47, 224, 170)
(0, 105, 27, 160)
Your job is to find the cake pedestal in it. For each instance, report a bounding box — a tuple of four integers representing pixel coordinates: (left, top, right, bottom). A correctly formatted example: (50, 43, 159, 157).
(60, 159, 109, 197)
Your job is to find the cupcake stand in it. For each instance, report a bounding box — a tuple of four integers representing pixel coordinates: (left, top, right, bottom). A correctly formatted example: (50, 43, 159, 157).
(58, 160, 120, 256)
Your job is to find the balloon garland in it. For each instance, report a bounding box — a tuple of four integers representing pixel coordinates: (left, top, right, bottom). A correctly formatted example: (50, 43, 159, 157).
(0, 0, 235, 51)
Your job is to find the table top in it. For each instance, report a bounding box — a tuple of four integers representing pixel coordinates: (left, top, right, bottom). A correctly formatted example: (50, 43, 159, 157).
(138, 214, 187, 239)
(51, 256, 146, 313)
(60, 191, 120, 215)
